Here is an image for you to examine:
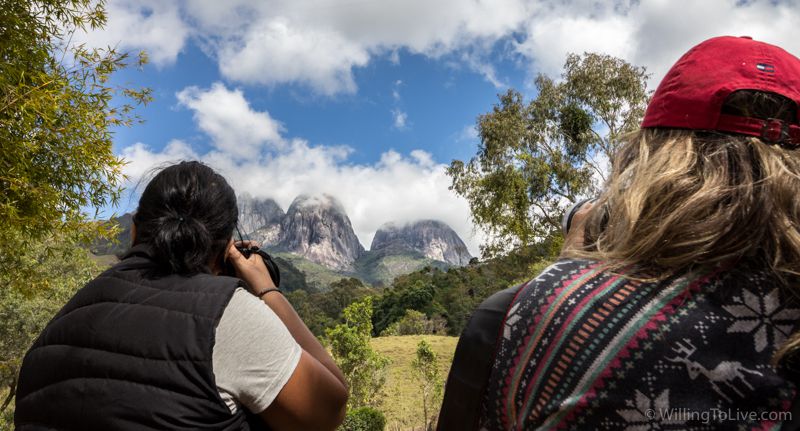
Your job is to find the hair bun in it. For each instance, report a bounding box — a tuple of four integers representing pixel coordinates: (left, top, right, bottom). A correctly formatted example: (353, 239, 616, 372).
(132, 161, 238, 275)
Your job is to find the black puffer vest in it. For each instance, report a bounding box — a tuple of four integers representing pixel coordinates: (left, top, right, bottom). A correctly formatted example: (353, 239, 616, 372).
(15, 244, 255, 430)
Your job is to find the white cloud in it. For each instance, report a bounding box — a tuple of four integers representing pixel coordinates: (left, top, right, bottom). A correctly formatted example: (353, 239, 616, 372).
(630, 0, 800, 83)
(392, 109, 408, 130)
(75, 0, 189, 65)
(461, 50, 509, 88)
(176, 83, 285, 160)
(87, 0, 799, 94)
(516, 13, 636, 79)
(203, 0, 531, 93)
(86, 0, 532, 94)
(392, 80, 403, 101)
(515, 0, 800, 86)
(456, 124, 479, 143)
(119, 89, 482, 255)
(120, 140, 198, 182)
(216, 18, 370, 95)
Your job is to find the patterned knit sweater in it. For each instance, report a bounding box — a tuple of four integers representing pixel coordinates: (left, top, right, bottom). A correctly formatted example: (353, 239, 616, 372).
(479, 259, 799, 430)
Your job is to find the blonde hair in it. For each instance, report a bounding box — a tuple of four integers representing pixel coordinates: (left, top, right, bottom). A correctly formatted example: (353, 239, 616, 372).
(567, 128, 800, 277)
(564, 127, 800, 364)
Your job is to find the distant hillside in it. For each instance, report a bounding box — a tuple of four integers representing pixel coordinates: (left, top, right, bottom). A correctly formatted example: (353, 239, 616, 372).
(90, 213, 133, 257)
(91, 194, 476, 291)
(270, 254, 309, 292)
(270, 250, 355, 292)
(287, 238, 559, 340)
(371, 239, 559, 336)
(354, 247, 448, 287)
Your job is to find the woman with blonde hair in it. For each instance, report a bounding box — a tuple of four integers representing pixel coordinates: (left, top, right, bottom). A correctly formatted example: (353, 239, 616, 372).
(439, 36, 800, 430)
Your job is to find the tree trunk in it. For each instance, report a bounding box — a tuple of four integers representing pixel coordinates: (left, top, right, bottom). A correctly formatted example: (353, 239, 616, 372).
(1, 376, 17, 413)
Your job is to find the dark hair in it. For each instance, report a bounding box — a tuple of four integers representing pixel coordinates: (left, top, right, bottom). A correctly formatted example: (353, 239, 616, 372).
(132, 161, 238, 275)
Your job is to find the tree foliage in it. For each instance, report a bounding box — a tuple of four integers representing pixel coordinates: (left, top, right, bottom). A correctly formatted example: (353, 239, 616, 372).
(286, 277, 373, 336)
(379, 309, 447, 337)
(339, 406, 386, 431)
(0, 0, 151, 293)
(448, 53, 649, 256)
(373, 280, 437, 335)
(371, 237, 559, 336)
(0, 236, 101, 425)
(326, 297, 390, 410)
(411, 340, 443, 431)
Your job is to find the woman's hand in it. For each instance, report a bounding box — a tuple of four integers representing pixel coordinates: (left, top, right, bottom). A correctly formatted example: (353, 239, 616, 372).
(226, 241, 277, 291)
(227, 243, 349, 430)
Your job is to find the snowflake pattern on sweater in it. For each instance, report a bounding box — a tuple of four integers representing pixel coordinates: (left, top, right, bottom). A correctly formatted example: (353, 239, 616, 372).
(479, 259, 800, 430)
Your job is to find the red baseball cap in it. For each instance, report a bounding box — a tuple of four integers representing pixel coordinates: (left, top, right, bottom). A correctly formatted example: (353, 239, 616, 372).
(642, 36, 800, 147)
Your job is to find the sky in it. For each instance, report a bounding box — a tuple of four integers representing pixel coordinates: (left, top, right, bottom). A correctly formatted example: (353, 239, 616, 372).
(85, 0, 800, 256)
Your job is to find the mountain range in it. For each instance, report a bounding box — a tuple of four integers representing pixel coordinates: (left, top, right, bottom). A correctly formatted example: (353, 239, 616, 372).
(93, 194, 472, 289)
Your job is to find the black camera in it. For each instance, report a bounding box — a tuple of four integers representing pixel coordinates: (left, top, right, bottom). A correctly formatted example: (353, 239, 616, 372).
(224, 246, 281, 288)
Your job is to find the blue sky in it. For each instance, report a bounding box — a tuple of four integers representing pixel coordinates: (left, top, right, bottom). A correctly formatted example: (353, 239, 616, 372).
(111, 43, 521, 167)
(86, 0, 799, 254)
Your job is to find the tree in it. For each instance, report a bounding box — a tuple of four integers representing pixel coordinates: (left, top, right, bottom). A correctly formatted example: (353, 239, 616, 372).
(379, 309, 447, 337)
(0, 236, 102, 426)
(411, 340, 443, 431)
(326, 297, 390, 410)
(372, 280, 437, 335)
(286, 278, 373, 337)
(0, 0, 151, 293)
(448, 53, 649, 256)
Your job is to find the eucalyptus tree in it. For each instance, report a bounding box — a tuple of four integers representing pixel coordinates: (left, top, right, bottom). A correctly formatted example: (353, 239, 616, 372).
(449, 53, 650, 256)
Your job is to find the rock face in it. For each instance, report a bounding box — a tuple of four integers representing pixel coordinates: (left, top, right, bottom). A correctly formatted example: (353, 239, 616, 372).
(277, 194, 365, 271)
(237, 194, 285, 246)
(370, 220, 472, 266)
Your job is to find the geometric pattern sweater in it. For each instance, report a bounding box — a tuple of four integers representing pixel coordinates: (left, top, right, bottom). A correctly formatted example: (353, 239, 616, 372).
(479, 259, 799, 430)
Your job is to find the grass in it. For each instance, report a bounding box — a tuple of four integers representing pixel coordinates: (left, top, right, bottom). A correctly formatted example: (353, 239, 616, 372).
(371, 335, 458, 431)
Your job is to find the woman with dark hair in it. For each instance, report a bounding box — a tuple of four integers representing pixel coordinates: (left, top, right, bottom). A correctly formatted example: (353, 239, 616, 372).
(439, 36, 800, 430)
(14, 161, 348, 430)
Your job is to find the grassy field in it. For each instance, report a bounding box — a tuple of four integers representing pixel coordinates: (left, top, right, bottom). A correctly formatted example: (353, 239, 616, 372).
(371, 335, 458, 431)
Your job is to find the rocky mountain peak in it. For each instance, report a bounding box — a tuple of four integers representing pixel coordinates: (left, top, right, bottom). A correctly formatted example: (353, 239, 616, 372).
(237, 194, 285, 233)
(278, 194, 365, 271)
(371, 219, 472, 266)
(237, 194, 285, 246)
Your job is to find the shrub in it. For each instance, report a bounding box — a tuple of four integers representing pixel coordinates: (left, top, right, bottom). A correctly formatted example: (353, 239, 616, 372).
(339, 406, 386, 431)
(412, 339, 443, 431)
(326, 297, 390, 409)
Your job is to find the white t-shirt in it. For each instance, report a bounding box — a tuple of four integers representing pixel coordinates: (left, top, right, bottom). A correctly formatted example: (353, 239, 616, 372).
(212, 288, 302, 414)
